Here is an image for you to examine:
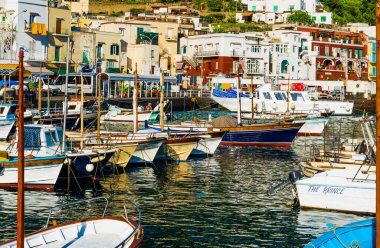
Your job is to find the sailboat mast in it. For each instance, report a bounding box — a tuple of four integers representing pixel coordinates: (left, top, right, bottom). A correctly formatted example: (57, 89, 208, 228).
(62, 35, 70, 153)
(97, 74, 101, 144)
(160, 72, 165, 131)
(17, 47, 25, 248)
(251, 76, 254, 122)
(375, 3, 380, 246)
(237, 74, 242, 125)
(80, 72, 84, 150)
(38, 62, 42, 116)
(133, 63, 139, 133)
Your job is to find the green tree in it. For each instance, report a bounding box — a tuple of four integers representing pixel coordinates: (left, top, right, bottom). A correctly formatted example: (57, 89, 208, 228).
(287, 11, 313, 25)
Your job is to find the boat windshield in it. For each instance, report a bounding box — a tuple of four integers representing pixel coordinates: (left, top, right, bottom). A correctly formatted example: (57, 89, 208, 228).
(290, 92, 304, 102)
(274, 92, 286, 101)
(262, 92, 272, 100)
(281, 92, 287, 100)
(45, 130, 58, 147)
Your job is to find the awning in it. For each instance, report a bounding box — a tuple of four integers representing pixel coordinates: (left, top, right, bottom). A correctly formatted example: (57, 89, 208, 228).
(24, 66, 54, 76)
(0, 64, 18, 70)
(48, 68, 76, 75)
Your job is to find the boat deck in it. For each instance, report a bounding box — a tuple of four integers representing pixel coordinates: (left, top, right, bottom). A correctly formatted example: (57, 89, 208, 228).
(44, 233, 123, 248)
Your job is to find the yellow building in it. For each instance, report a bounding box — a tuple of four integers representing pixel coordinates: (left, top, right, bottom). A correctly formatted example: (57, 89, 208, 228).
(71, 30, 123, 73)
(62, 0, 89, 15)
(47, 4, 72, 73)
(368, 38, 376, 81)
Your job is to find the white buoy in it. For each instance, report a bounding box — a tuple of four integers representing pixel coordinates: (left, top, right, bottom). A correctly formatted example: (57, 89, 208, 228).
(86, 163, 94, 172)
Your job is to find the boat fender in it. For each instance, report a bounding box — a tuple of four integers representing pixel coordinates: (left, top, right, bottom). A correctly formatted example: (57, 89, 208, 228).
(288, 170, 301, 184)
(52, 219, 58, 227)
(91, 156, 105, 163)
(86, 163, 94, 172)
(25, 154, 35, 159)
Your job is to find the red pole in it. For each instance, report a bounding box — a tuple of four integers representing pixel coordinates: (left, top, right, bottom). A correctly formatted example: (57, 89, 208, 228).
(17, 48, 25, 248)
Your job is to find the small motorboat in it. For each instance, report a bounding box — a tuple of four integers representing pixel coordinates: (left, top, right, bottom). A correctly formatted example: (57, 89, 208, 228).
(0, 197, 144, 248)
(305, 218, 375, 248)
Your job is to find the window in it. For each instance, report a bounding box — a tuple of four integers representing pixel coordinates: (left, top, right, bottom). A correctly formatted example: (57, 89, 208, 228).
(110, 44, 119, 55)
(54, 46, 60, 61)
(251, 45, 261, 53)
(372, 43, 376, 51)
(321, 16, 327, 22)
(281, 60, 289, 73)
(246, 59, 260, 73)
(290, 93, 304, 101)
(359, 50, 363, 58)
(182, 46, 187, 54)
(97, 44, 103, 58)
(372, 53, 376, 62)
(314, 46, 320, 54)
(29, 13, 37, 25)
(290, 5, 294, 11)
(106, 61, 116, 68)
(373, 67, 376, 76)
(273, 5, 278, 12)
(252, 6, 256, 11)
(137, 27, 144, 36)
(263, 92, 272, 100)
(215, 62, 218, 70)
(348, 49, 352, 58)
(56, 18, 63, 34)
(82, 51, 89, 64)
(233, 61, 239, 73)
(274, 92, 285, 100)
(325, 46, 329, 56)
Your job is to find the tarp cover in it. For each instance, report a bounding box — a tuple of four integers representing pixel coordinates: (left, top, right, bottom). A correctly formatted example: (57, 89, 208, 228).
(212, 116, 238, 128)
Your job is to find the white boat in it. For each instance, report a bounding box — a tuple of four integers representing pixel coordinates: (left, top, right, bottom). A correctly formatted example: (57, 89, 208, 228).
(0, 104, 17, 140)
(100, 100, 169, 124)
(294, 117, 329, 136)
(292, 169, 375, 214)
(0, 197, 144, 247)
(211, 84, 353, 116)
(0, 155, 65, 190)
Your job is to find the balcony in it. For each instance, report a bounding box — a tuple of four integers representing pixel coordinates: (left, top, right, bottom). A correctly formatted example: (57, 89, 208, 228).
(318, 65, 344, 71)
(52, 27, 70, 35)
(194, 50, 219, 57)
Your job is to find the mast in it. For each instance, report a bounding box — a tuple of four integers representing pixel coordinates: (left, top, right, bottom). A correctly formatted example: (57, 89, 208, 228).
(38, 62, 42, 116)
(237, 73, 242, 125)
(160, 72, 165, 131)
(97, 74, 101, 144)
(61, 35, 70, 153)
(3, 75, 6, 103)
(286, 76, 290, 114)
(133, 63, 139, 133)
(375, 3, 380, 246)
(80, 72, 84, 150)
(17, 47, 25, 248)
(251, 76, 254, 122)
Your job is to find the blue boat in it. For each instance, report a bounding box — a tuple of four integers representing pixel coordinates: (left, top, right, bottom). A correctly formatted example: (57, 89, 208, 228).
(305, 219, 375, 248)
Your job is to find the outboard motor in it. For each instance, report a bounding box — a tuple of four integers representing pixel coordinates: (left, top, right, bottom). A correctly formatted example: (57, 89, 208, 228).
(289, 170, 302, 184)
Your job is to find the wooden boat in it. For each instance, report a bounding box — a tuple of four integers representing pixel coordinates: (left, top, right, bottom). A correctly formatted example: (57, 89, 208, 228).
(305, 219, 374, 247)
(155, 136, 198, 161)
(170, 132, 225, 156)
(0, 155, 66, 190)
(108, 143, 139, 167)
(0, 104, 17, 140)
(0, 197, 144, 248)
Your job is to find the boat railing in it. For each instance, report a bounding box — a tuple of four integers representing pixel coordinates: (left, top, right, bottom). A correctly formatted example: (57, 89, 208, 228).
(117, 198, 143, 247)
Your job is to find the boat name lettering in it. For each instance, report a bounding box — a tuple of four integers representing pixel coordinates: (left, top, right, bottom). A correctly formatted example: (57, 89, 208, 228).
(308, 186, 320, 193)
(322, 186, 344, 195)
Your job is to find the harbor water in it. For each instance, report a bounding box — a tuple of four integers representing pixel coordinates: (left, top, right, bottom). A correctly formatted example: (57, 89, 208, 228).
(0, 111, 368, 247)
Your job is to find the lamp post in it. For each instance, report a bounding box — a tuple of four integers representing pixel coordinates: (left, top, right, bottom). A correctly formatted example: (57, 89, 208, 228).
(138, 33, 159, 74)
(10, 9, 27, 62)
(53, 33, 70, 153)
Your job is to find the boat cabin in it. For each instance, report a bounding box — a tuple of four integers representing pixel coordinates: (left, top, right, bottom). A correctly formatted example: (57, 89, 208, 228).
(0, 104, 18, 120)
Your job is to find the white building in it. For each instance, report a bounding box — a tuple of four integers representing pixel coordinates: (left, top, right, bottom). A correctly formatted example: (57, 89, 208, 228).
(0, 0, 48, 64)
(237, 0, 332, 25)
(266, 30, 316, 80)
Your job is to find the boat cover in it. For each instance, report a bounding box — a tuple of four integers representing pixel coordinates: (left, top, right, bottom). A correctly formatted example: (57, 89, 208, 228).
(212, 116, 238, 128)
(212, 89, 250, 98)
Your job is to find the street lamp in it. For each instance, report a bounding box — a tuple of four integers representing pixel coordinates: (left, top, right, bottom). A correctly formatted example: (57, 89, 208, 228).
(138, 33, 159, 74)
(53, 33, 70, 153)
(10, 9, 27, 61)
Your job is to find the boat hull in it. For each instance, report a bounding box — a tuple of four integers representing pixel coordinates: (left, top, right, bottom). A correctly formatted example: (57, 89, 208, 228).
(155, 141, 197, 161)
(296, 118, 329, 136)
(295, 170, 375, 214)
(219, 124, 302, 147)
(109, 144, 138, 167)
(129, 139, 164, 164)
(101, 111, 152, 123)
(191, 136, 223, 156)
(0, 156, 65, 190)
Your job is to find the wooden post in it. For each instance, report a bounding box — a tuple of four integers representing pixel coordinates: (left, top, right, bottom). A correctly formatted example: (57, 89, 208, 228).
(133, 64, 139, 133)
(47, 78, 50, 113)
(74, 76, 77, 99)
(375, 3, 380, 247)
(97, 74, 101, 144)
(80, 73, 84, 150)
(160, 72, 165, 131)
(38, 63, 42, 116)
(17, 47, 25, 248)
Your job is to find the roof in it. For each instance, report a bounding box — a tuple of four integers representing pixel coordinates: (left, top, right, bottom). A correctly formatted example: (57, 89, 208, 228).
(100, 73, 177, 83)
(24, 66, 54, 76)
